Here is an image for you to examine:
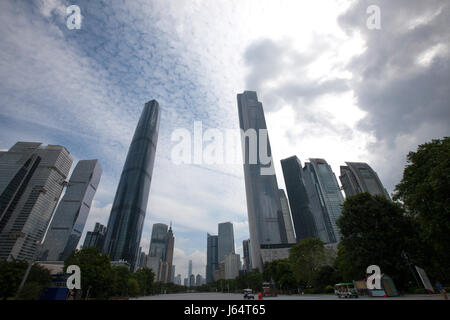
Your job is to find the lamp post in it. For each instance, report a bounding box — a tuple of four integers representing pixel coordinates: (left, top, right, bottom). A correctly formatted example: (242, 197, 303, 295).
(15, 240, 42, 299)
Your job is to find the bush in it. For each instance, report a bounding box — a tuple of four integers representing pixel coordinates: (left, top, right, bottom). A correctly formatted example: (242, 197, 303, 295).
(303, 288, 319, 294)
(18, 282, 43, 300)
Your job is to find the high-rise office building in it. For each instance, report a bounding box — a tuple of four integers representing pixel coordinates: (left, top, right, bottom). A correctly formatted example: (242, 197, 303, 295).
(339, 162, 390, 198)
(242, 239, 252, 272)
(206, 233, 218, 283)
(82, 222, 106, 251)
(40, 160, 102, 261)
(164, 225, 175, 283)
(0, 142, 73, 261)
(196, 274, 202, 287)
(237, 91, 288, 271)
(281, 156, 318, 242)
(224, 253, 240, 279)
(103, 100, 160, 271)
(188, 259, 192, 279)
(147, 222, 175, 282)
(189, 274, 195, 287)
(218, 222, 235, 263)
(278, 189, 297, 244)
(304, 159, 344, 243)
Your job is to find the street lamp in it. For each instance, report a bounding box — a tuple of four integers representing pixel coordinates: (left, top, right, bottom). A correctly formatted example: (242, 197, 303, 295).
(15, 240, 42, 299)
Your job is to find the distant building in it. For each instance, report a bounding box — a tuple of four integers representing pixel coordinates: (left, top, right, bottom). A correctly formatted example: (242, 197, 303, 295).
(206, 233, 219, 283)
(0, 142, 73, 261)
(218, 222, 235, 263)
(82, 222, 106, 251)
(147, 222, 175, 282)
(40, 160, 102, 261)
(189, 274, 195, 287)
(339, 162, 390, 198)
(183, 277, 188, 287)
(224, 253, 240, 279)
(188, 259, 193, 280)
(103, 100, 160, 271)
(174, 274, 182, 285)
(215, 261, 225, 281)
(196, 274, 202, 287)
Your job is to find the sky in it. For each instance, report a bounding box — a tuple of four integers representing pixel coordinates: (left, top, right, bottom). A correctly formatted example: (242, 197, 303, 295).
(0, 0, 449, 281)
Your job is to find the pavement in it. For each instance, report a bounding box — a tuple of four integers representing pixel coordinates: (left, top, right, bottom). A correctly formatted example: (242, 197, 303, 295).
(134, 292, 447, 300)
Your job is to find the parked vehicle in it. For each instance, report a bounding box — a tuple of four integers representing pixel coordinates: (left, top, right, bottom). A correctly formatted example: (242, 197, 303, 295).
(243, 289, 255, 299)
(262, 282, 278, 297)
(334, 283, 359, 298)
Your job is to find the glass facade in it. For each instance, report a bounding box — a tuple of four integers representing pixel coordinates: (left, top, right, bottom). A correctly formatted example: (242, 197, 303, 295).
(237, 91, 287, 272)
(278, 189, 297, 243)
(206, 233, 218, 283)
(339, 162, 390, 199)
(103, 100, 160, 271)
(83, 222, 106, 250)
(218, 222, 235, 263)
(40, 159, 102, 261)
(306, 159, 344, 243)
(0, 142, 73, 261)
(281, 156, 318, 242)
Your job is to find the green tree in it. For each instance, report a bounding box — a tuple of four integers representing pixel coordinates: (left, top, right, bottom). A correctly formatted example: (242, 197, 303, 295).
(133, 267, 154, 296)
(263, 259, 296, 292)
(289, 238, 333, 287)
(313, 265, 342, 291)
(0, 259, 52, 300)
(110, 266, 132, 297)
(64, 247, 112, 299)
(127, 278, 140, 297)
(393, 137, 450, 282)
(236, 270, 263, 292)
(336, 192, 417, 289)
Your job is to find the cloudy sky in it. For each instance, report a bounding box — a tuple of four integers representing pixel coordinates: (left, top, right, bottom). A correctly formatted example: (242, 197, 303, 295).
(0, 0, 448, 280)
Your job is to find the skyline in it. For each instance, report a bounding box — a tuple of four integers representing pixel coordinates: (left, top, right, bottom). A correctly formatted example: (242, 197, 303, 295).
(1, 0, 449, 280)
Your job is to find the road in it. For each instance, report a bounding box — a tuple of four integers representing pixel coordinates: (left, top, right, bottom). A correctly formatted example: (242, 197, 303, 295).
(134, 292, 446, 300)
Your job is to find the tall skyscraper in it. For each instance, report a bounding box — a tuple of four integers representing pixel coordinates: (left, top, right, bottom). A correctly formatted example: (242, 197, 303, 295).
(224, 253, 240, 279)
(218, 222, 235, 263)
(281, 156, 318, 242)
(206, 233, 218, 283)
(188, 260, 193, 286)
(339, 162, 390, 198)
(82, 222, 106, 251)
(242, 239, 252, 272)
(0, 142, 73, 261)
(103, 100, 160, 271)
(278, 189, 297, 244)
(237, 91, 288, 271)
(165, 224, 175, 283)
(304, 159, 344, 243)
(40, 160, 102, 261)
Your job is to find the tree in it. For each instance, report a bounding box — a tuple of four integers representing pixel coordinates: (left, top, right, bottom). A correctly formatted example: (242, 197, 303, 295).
(133, 268, 154, 296)
(289, 238, 333, 287)
(263, 260, 296, 292)
(110, 266, 132, 297)
(127, 278, 140, 297)
(235, 270, 263, 292)
(313, 265, 342, 290)
(64, 247, 112, 299)
(336, 192, 417, 289)
(393, 137, 450, 282)
(0, 259, 51, 300)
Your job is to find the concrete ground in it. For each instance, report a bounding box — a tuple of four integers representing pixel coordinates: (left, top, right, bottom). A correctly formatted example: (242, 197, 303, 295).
(134, 292, 447, 300)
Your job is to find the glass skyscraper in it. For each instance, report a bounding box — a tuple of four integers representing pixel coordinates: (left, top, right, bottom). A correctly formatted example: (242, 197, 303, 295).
(304, 159, 344, 243)
(103, 100, 160, 271)
(281, 156, 318, 242)
(40, 159, 102, 261)
(0, 142, 73, 261)
(218, 222, 235, 263)
(339, 162, 390, 199)
(83, 222, 106, 251)
(278, 189, 297, 244)
(206, 233, 218, 283)
(237, 91, 288, 272)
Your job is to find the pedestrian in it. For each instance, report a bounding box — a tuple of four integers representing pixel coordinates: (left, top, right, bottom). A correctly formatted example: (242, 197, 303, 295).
(436, 282, 448, 300)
